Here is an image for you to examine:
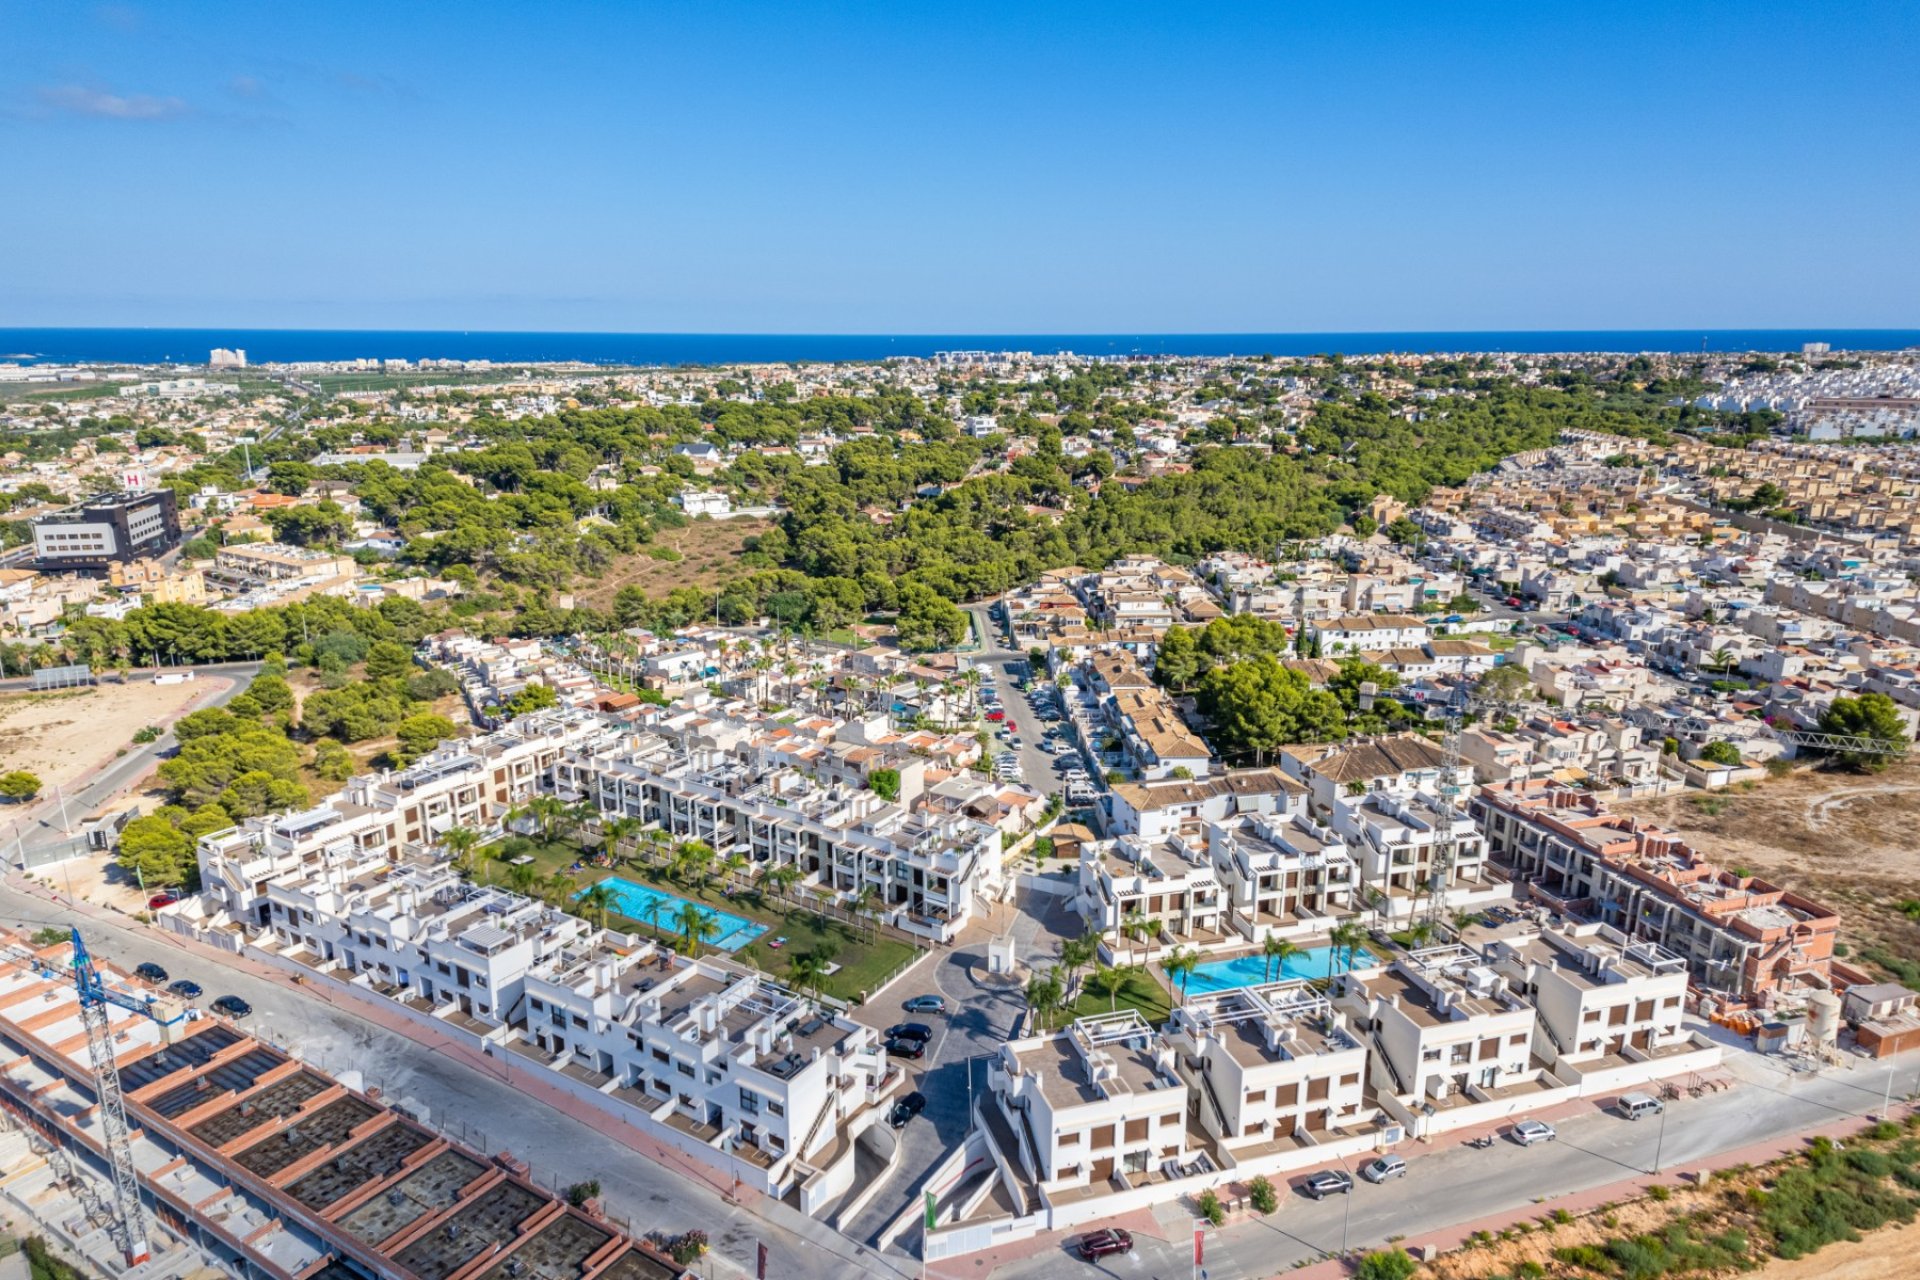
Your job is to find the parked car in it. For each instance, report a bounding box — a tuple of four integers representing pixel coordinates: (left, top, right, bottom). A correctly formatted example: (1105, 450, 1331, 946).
(886, 1022, 934, 1043)
(167, 979, 203, 1000)
(1301, 1169, 1353, 1199)
(1360, 1154, 1407, 1183)
(147, 893, 179, 910)
(888, 1091, 928, 1129)
(210, 995, 252, 1019)
(1510, 1119, 1557, 1146)
(903, 994, 946, 1014)
(1077, 1229, 1134, 1262)
(885, 1037, 926, 1060)
(1616, 1092, 1664, 1121)
(134, 962, 168, 983)
(985, 709, 1006, 722)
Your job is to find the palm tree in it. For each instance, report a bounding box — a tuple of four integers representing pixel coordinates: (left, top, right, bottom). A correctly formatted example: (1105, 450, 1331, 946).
(851, 884, 881, 942)
(526, 795, 567, 842)
(505, 862, 540, 897)
(641, 895, 667, 940)
(1708, 647, 1736, 677)
(1120, 908, 1153, 967)
(600, 815, 641, 860)
(542, 869, 577, 908)
(1059, 929, 1100, 999)
(787, 950, 828, 1000)
(1089, 961, 1134, 1013)
(719, 850, 750, 891)
(675, 839, 715, 890)
(440, 826, 481, 875)
(1406, 918, 1437, 952)
(1262, 935, 1301, 985)
(1025, 966, 1065, 1032)
(761, 862, 801, 905)
(577, 882, 619, 929)
(675, 902, 719, 956)
(1165, 947, 1200, 1006)
(562, 799, 598, 842)
(1328, 922, 1366, 979)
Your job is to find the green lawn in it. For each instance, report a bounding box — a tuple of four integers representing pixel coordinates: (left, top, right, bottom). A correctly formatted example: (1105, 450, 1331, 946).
(1066, 968, 1172, 1024)
(480, 833, 918, 1002)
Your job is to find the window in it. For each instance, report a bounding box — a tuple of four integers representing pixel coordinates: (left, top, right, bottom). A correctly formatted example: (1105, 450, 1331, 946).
(738, 1088, 760, 1115)
(767, 1101, 783, 1117)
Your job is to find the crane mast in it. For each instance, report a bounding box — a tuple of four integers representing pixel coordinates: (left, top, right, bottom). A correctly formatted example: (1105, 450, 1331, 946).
(68, 928, 152, 1266)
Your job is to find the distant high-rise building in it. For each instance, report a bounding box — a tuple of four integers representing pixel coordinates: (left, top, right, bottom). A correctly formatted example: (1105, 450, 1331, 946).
(210, 347, 248, 369)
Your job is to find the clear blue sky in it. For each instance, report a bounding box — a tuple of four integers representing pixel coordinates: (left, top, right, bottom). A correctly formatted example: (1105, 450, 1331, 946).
(4, 1, 1916, 333)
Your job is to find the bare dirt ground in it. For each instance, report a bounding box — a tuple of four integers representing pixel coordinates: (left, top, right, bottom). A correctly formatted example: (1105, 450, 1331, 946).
(1750, 1217, 1920, 1278)
(575, 517, 771, 609)
(1615, 762, 1920, 979)
(0, 680, 213, 791)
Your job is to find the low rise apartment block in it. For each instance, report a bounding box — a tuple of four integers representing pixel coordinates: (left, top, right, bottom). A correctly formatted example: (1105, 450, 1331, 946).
(1473, 780, 1839, 1008)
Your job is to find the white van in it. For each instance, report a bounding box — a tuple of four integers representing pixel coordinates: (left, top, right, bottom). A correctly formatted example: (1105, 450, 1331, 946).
(1616, 1092, 1664, 1120)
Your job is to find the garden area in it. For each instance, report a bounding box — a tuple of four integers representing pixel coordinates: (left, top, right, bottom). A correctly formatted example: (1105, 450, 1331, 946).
(469, 822, 918, 1004)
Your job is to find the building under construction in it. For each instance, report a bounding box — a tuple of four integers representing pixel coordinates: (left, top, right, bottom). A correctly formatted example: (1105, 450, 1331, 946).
(0, 928, 688, 1280)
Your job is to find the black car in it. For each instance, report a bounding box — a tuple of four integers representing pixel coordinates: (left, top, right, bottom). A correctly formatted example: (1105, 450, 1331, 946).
(884, 1037, 925, 1060)
(1077, 1229, 1134, 1262)
(210, 995, 252, 1019)
(168, 979, 203, 999)
(133, 962, 168, 983)
(886, 1022, 934, 1043)
(1300, 1169, 1353, 1199)
(887, 1091, 927, 1128)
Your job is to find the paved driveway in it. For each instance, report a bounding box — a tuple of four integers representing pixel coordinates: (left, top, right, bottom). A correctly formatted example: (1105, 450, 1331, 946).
(841, 878, 1083, 1248)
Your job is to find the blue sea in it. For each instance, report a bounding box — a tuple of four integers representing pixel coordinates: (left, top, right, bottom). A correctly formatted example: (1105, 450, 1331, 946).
(2, 328, 1917, 368)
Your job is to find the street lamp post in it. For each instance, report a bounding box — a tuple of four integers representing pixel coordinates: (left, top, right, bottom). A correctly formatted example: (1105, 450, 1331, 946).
(1652, 1099, 1670, 1174)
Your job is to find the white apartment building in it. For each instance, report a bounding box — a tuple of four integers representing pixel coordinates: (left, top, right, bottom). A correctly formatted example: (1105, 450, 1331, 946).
(555, 732, 1001, 943)
(1077, 832, 1226, 954)
(1205, 808, 1360, 942)
(1166, 981, 1370, 1157)
(1335, 947, 1539, 1121)
(1480, 922, 1693, 1071)
(520, 950, 898, 1203)
(989, 1012, 1199, 1193)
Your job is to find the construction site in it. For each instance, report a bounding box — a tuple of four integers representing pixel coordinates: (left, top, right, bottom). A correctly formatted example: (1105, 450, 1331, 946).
(0, 926, 690, 1280)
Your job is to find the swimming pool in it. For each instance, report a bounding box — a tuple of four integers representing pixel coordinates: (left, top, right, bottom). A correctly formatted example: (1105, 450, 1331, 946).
(578, 877, 767, 952)
(1171, 945, 1375, 996)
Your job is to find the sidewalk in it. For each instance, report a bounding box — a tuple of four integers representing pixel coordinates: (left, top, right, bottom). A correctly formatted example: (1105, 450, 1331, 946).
(5, 873, 915, 1280)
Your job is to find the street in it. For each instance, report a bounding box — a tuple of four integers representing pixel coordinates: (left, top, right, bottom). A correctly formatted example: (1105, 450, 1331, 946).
(988, 1044, 1916, 1280)
(0, 875, 906, 1280)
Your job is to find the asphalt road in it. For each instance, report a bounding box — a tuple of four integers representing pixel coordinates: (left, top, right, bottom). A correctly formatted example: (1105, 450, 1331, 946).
(840, 880, 1082, 1250)
(967, 605, 1074, 796)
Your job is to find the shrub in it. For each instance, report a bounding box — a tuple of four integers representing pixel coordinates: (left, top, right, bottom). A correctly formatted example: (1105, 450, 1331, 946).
(1355, 1249, 1417, 1280)
(1248, 1175, 1277, 1215)
(133, 725, 161, 743)
(1196, 1187, 1225, 1227)
(1647, 1183, 1671, 1201)
(1551, 1207, 1573, 1225)
(1552, 1243, 1610, 1270)
(564, 1179, 600, 1207)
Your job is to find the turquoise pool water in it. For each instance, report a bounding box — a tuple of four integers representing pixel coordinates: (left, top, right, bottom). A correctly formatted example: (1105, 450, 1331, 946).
(1172, 945, 1374, 995)
(578, 877, 766, 951)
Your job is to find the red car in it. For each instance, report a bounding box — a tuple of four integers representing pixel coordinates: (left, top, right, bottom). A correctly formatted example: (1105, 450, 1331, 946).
(1078, 1229, 1134, 1262)
(985, 709, 1006, 722)
(148, 893, 179, 910)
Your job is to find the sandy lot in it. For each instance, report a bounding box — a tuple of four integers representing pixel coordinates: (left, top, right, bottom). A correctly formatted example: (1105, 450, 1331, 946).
(1751, 1217, 1920, 1278)
(0, 679, 219, 792)
(1615, 761, 1920, 977)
